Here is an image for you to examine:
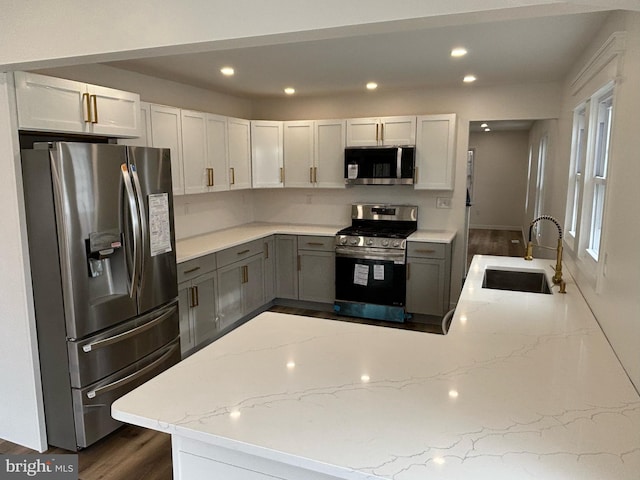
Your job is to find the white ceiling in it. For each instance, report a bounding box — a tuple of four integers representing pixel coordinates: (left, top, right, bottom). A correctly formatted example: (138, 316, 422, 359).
(105, 11, 610, 99)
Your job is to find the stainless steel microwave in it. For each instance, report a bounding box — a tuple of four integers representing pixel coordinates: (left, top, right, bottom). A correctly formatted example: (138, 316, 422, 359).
(344, 146, 416, 185)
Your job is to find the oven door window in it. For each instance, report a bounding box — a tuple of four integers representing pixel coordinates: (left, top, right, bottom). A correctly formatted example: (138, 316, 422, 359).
(335, 257, 406, 306)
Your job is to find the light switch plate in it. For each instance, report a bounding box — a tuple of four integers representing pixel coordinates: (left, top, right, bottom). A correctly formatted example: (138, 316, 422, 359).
(436, 197, 452, 209)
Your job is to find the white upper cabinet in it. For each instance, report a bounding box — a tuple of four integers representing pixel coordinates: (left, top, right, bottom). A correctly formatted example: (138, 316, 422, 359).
(150, 104, 184, 195)
(205, 114, 229, 192)
(14, 71, 140, 138)
(314, 120, 346, 188)
(283, 120, 345, 189)
(283, 121, 314, 188)
(183, 112, 230, 194)
(181, 109, 208, 195)
(227, 117, 252, 190)
(251, 121, 283, 188)
(118, 102, 151, 147)
(346, 116, 415, 146)
(414, 114, 457, 190)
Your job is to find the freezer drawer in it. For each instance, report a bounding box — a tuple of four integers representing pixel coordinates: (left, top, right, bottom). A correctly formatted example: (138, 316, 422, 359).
(72, 339, 180, 448)
(68, 301, 179, 388)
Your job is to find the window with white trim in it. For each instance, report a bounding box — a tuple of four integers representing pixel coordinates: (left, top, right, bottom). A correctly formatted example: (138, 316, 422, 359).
(566, 105, 587, 245)
(564, 82, 615, 269)
(586, 89, 613, 260)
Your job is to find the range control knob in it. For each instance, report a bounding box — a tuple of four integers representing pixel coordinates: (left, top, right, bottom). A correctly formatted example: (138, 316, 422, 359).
(340, 237, 347, 245)
(392, 240, 401, 247)
(366, 239, 374, 246)
(349, 238, 359, 246)
(381, 239, 390, 247)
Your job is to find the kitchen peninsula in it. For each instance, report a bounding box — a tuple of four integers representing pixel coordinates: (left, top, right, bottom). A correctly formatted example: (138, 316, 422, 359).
(112, 255, 640, 479)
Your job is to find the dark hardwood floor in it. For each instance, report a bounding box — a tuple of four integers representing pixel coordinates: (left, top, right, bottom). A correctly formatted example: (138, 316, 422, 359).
(467, 228, 524, 268)
(0, 425, 172, 480)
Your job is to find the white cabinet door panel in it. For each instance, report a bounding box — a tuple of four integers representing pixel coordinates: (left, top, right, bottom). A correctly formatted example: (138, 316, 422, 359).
(284, 121, 314, 188)
(206, 114, 229, 191)
(252, 121, 284, 188)
(14, 71, 89, 134)
(87, 83, 140, 137)
(150, 104, 184, 195)
(227, 117, 252, 190)
(181, 110, 208, 195)
(315, 120, 346, 188)
(415, 114, 456, 190)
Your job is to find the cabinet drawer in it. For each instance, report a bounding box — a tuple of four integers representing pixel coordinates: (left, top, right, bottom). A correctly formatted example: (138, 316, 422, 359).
(407, 242, 445, 259)
(217, 239, 264, 268)
(177, 254, 217, 283)
(297, 235, 334, 251)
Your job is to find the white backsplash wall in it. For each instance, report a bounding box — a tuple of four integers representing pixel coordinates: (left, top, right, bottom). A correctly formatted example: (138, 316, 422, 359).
(173, 190, 255, 240)
(251, 187, 461, 231)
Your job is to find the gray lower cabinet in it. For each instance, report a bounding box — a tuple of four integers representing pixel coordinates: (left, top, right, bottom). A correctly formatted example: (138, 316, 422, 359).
(275, 235, 298, 299)
(297, 236, 335, 303)
(177, 254, 218, 356)
(263, 237, 275, 302)
(217, 253, 265, 330)
(406, 242, 452, 317)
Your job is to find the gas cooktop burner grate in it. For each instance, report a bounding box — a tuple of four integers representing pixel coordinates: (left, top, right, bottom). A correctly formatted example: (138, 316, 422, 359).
(336, 225, 416, 239)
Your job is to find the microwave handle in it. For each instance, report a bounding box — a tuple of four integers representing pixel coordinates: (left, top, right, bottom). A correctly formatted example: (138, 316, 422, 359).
(396, 147, 403, 179)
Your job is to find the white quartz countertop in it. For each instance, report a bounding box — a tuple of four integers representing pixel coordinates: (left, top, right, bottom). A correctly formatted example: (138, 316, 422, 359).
(176, 222, 455, 263)
(112, 255, 640, 479)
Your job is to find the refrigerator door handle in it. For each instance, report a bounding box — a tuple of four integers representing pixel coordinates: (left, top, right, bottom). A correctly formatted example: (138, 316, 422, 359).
(86, 341, 179, 399)
(121, 164, 141, 298)
(130, 165, 147, 292)
(81, 305, 177, 353)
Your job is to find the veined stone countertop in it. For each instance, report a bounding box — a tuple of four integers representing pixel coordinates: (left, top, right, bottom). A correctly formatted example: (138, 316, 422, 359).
(112, 255, 640, 479)
(175, 222, 456, 263)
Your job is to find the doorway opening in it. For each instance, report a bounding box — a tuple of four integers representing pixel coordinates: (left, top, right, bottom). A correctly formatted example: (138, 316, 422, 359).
(464, 119, 554, 273)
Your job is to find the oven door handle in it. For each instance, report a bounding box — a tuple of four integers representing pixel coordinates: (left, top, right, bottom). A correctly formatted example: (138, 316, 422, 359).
(336, 247, 406, 264)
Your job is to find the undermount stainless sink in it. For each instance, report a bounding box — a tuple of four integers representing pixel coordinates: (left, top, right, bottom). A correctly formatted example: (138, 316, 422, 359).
(482, 268, 552, 294)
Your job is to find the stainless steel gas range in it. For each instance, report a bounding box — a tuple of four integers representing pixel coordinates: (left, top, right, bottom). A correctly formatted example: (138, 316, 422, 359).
(334, 204, 417, 322)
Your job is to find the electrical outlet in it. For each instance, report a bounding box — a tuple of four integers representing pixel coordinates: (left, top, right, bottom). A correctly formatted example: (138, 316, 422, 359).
(436, 197, 452, 209)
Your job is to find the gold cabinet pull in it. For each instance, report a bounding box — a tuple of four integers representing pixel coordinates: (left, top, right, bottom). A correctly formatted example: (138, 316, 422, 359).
(375, 123, 379, 142)
(314, 166, 318, 183)
(90, 94, 98, 123)
(190, 286, 199, 307)
(230, 167, 235, 185)
(416, 249, 436, 254)
(264, 242, 269, 259)
(280, 167, 284, 184)
(309, 166, 313, 183)
(307, 242, 324, 246)
(241, 265, 248, 284)
(380, 123, 384, 142)
(183, 266, 201, 275)
(297, 255, 301, 271)
(82, 93, 91, 123)
(206, 168, 214, 187)
(236, 249, 250, 256)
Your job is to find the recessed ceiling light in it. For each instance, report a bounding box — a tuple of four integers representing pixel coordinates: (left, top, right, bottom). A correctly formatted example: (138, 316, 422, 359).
(366, 82, 378, 90)
(451, 47, 468, 57)
(484, 128, 491, 132)
(480, 123, 488, 128)
(220, 67, 235, 76)
(284, 87, 296, 95)
(463, 75, 477, 83)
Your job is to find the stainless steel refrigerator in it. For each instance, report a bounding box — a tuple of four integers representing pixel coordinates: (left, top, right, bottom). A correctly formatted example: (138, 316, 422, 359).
(21, 142, 180, 450)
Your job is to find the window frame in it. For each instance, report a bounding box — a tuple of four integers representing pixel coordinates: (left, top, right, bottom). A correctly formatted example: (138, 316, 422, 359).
(564, 81, 615, 282)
